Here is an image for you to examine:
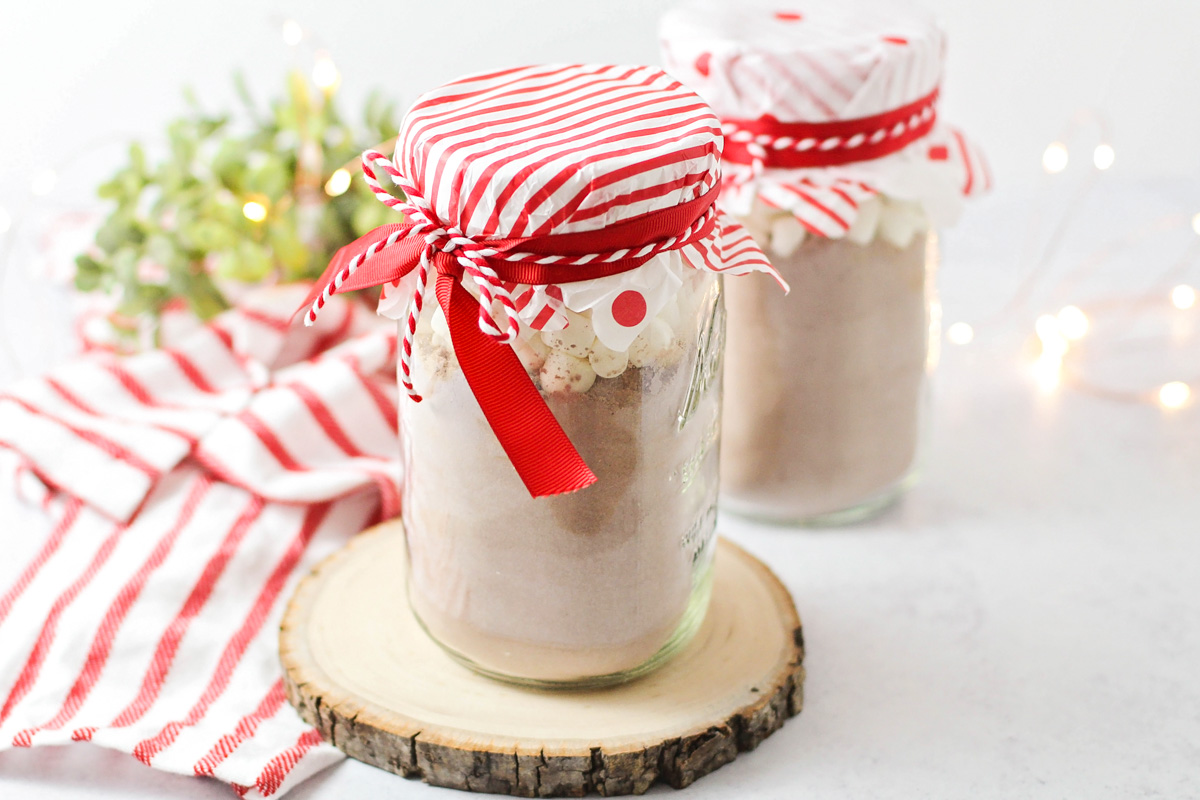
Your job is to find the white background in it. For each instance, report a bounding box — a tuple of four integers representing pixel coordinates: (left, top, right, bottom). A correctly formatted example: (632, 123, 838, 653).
(1, 0, 1200, 197)
(2, 2, 1200, 799)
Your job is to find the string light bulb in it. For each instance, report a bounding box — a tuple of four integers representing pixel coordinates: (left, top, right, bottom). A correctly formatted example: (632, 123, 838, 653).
(1192, 213, 1200, 236)
(324, 168, 352, 197)
(1033, 314, 1067, 393)
(946, 322, 974, 345)
(1158, 382, 1191, 409)
(1092, 143, 1115, 170)
(1171, 285, 1196, 310)
(282, 19, 303, 46)
(312, 52, 340, 91)
(1056, 305, 1089, 340)
(1042, 142, 1069, 174)
(242, 200, 268, 222)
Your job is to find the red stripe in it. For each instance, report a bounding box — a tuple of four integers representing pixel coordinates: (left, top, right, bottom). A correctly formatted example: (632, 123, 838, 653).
(455, 81, 684, 232)
(413, 66, 630, 197)
(953, 128, 976, 195)
(240, 308, 291, 333)
(570, 169, 710, 224)
(3, 395, 162, 480)
(165, 348, 219, 394)
(193, 679, 287, 776)
(284, 383, 367, 459)
(71, 726, 97, 741)
(531, 303, 557, 330)
(725, 53, 800, 120)
(434, 73, 675, 232)
(131, 503, 332, 765)
(780, 184, 850, 230)
(478, 105, 716, 237)
(0, 519, 127, 728)
(527, 145, 716, 238)
(0, 498, 83, 626)
(255, 728, 324, 797)
(237, 409, 400, 518)
(50, 369, 199, 444)
(10, 477, 213, 745)
(827, 185, 861, 209)
(761, 51, 842, 117)
(337, 355, 398, 436)
(108, 495, 265, 729)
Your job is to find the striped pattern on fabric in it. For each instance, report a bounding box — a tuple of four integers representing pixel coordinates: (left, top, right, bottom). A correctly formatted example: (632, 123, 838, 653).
(0, 289, 400, 797)
(660, 0, 945, 123)
(397, 64, 723, 240)
(660, 0, 990, 236)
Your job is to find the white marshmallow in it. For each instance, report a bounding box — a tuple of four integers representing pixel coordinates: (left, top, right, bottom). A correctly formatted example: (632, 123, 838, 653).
(629, 318, 675, 368)
(588, 340, 629, 379)
(539, 350, 596, 393)
(846, 197, 883, 245)
(540, 308, 595, 356)
(513, 337, 546, 374)
(769, 214, 807, 258)
(879, 200, 927, 249)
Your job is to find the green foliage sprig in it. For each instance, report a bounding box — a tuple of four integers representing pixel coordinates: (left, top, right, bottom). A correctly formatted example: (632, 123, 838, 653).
(76, 71, 401, 331)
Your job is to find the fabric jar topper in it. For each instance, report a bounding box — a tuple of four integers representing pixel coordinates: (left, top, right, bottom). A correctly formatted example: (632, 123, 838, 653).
(299, 64, 783, 499)
(659, 0, 990, 237)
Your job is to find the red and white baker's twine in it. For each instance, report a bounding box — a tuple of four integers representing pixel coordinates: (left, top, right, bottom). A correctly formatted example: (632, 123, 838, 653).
(306, 150, 719, 400)
(722, 99, 937, 178)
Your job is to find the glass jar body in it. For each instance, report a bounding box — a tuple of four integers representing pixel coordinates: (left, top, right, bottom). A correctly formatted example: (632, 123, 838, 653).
(401, 269, 725, 687)
(720, 231, 938, 525)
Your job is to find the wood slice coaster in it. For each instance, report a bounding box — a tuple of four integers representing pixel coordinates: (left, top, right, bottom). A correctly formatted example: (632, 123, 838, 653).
(280, 521, 805, 797)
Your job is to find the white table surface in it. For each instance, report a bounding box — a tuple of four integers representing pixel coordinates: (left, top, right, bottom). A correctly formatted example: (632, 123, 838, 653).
(1, 179, 1198, 798)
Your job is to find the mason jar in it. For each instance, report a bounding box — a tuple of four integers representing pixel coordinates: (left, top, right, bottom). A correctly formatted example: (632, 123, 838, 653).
(401, 265, 724, 686)
(312, 64, 779, 687)
(661, 0, 987, 524)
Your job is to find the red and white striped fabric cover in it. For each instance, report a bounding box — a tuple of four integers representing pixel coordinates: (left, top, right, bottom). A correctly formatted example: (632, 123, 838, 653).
(660, 0, 990, 237)
(0, 286, 399, 797)
(375, 64, 779, 346)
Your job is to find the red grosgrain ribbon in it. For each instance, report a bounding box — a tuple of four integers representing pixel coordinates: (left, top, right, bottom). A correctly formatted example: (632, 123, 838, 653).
(298, 181, 719, 499)
(722, 88, 939, 170)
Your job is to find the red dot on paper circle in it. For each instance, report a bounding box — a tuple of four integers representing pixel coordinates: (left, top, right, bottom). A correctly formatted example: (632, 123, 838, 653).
(694, 52, 712, 77)
(928, 145, 949, 161)
(882, 35, 909, 45)
(774, 11, 803, 21)
(612, 291, 648, 328)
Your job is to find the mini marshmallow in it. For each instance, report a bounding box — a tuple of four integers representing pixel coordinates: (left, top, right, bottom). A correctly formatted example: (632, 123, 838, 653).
(588, 340, 629, 379)
(846, 197, 883, 245)
(540, 350, 597, 393)
(629, 318, 674, 368)
(513, 337, 547, 374)
(541, 308, 595, 356)
(769, 214, 807, 258)
(879, 200, 927, 249)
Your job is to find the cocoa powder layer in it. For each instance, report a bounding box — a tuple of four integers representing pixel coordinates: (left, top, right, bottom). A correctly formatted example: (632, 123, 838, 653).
(400, 286, 723, 683)
(720, 234, 930, 521)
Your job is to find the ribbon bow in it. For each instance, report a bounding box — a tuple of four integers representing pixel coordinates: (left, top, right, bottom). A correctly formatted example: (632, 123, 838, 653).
(300, 151, 720, 498)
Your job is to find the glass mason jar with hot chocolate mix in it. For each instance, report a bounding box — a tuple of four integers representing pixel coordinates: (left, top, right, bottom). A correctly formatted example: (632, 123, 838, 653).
(662, 0, 988, 524)
(310, 64, 779, 687)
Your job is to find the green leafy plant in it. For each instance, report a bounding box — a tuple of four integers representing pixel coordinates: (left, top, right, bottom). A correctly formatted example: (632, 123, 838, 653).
(75, 71, 401, 337)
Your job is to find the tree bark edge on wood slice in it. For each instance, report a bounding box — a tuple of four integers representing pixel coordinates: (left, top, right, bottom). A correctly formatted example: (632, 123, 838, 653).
(280, 521, 805, 797)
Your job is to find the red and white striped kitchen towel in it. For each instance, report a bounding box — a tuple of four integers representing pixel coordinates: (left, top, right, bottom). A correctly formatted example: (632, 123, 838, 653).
(0, 286, 400, 797)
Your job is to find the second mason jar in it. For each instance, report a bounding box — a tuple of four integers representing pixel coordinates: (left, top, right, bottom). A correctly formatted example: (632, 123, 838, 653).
(662, 0, 989, 524)
(328, 64, 781, 687)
